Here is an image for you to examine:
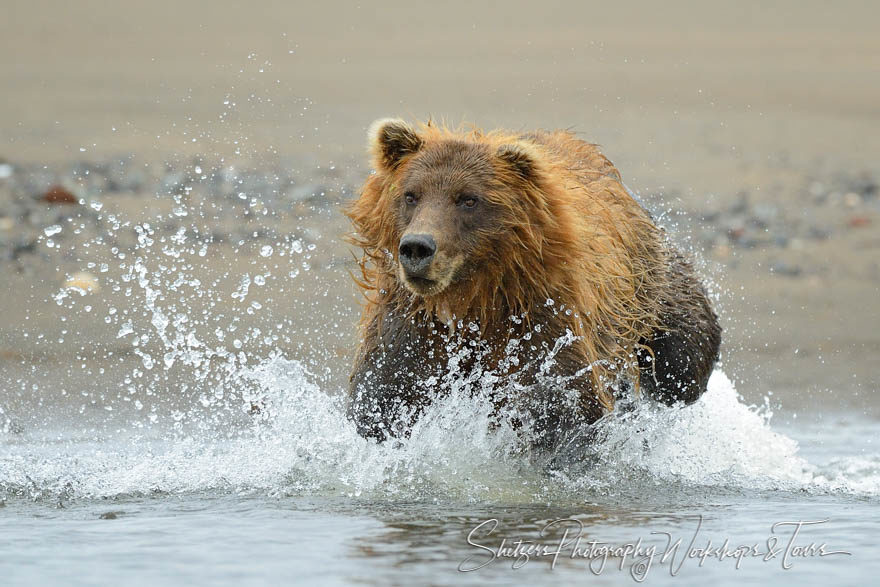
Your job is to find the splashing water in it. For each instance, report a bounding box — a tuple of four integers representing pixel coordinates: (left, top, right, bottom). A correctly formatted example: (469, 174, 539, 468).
(3, 354, 878, 503)
(1, 157, 878, 507)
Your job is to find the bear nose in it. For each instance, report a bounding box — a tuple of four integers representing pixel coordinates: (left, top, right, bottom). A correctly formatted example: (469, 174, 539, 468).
(399, 234, 436, 275)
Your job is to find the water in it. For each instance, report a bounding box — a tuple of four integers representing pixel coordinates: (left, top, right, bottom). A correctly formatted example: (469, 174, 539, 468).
(2, 165, 878, 586)
(2, 358, 878, 585)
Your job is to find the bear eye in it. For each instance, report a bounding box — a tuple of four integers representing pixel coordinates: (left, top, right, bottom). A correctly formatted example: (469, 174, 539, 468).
(458, 194, 479, 209)
(403, 191, 418, 205)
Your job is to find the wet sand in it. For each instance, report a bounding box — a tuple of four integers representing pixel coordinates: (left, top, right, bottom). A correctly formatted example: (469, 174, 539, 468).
(1, 0, 879, 416)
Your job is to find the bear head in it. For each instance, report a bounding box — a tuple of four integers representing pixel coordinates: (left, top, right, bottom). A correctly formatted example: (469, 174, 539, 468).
(350, 118, 568, 321)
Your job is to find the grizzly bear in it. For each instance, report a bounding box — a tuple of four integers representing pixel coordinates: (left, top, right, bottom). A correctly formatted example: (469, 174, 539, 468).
(345, 118, 721, 454)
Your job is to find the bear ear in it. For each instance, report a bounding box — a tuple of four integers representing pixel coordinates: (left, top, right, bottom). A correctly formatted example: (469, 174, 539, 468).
(496, 143, 537, 180)
(368, 118, 424, 170)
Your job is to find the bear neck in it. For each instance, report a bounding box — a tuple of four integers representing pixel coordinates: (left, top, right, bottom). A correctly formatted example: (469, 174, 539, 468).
(390, 271, 573, 341)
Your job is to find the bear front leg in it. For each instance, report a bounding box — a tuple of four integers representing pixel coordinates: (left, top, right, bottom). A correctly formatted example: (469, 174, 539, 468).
(348, 348, 426, 442)
(637, 254, 722, 405)
(347, 312, 436, 442)
(509, 347, 607, 457)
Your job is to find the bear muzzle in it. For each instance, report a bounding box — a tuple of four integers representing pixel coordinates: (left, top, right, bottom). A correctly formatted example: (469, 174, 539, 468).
(399, 234, 436, 273)
(398, 234, 466, 296)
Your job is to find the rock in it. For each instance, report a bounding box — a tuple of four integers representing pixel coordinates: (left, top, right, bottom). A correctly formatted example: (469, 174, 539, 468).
(723, 216, 747, 241)
(11, 237, 38, 260)
(807, 225, 832, 240)
(64, 271, 100, 294)
(847, 215, 871, 229)
(850, 175, 877, 199)
(752, 203, 778, 227)
(769, 261, 802, 277)
(712, 244, 732, 259)
(42, 185, 79, 205)
(729, 191, 749, 215)
(287, 183, 328, 204)
(843, 192, 862, 208)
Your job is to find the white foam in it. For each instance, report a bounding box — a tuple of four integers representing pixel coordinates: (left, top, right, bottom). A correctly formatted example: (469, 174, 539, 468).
(2, 358, 878, 502)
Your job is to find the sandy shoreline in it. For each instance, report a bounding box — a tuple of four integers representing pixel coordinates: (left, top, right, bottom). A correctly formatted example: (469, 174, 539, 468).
(1, 151, 877, 423)
(1, 0, 878, 419)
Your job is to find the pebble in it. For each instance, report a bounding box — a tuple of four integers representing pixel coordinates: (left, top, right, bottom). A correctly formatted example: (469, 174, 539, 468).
(0, 155, 875, 286)
(287, 183, 328, 203)
(844, 192, 862, 208)
(42, 185, 79, 205)
(847, 215, 871, 229)
(64, 271, 101, 294)
(769, 261, 802, 277)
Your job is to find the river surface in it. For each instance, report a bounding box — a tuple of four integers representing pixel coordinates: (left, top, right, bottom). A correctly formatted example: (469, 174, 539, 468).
(2, 359, 878, 586)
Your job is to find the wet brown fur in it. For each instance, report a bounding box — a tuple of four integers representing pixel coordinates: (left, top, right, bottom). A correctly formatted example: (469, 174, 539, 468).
(346, 119, 720, 447)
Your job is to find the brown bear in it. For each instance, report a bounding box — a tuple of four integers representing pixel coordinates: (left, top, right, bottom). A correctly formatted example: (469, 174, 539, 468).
(345, 118, 721, 453)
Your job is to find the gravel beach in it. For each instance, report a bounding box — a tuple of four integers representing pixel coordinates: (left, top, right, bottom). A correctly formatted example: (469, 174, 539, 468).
(1, 149, 877, 424)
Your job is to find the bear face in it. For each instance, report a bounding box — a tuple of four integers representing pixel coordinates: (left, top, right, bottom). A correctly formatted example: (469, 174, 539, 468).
(393, 138, 494, 297)
(357, 118, 561, 320)
(370, 119, 545, 299)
